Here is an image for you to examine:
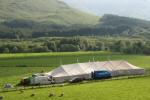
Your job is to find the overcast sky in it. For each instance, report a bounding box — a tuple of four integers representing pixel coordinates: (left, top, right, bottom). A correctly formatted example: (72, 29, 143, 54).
(62, 0, 150, 20)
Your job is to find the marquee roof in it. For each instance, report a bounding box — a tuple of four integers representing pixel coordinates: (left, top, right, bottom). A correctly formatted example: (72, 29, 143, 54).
(46, 60, 143, 78)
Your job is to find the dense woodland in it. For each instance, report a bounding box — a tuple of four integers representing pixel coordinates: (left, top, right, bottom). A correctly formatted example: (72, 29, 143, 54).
(0, 37, 149, 54)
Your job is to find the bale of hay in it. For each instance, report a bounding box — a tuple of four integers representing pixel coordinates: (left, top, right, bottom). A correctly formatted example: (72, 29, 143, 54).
(60, 84, 64, 87)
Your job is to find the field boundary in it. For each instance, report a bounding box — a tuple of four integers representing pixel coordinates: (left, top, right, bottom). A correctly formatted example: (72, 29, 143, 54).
(0, 51, 113, 59)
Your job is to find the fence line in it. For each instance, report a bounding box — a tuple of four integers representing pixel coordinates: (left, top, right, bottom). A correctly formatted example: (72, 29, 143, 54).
(0, 74, 150, 93)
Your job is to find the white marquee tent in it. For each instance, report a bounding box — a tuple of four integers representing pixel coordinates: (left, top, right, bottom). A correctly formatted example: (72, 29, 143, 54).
(45, 60, 145, 83)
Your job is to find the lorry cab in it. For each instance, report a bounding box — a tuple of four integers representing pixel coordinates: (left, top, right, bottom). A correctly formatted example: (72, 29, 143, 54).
(92, 71, 112, 79)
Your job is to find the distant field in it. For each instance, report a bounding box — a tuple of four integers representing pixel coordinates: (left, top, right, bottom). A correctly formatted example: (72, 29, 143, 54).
(0, 51, 113, 67)
(0, 51, 149, 68)
(0, 76, 150, 100)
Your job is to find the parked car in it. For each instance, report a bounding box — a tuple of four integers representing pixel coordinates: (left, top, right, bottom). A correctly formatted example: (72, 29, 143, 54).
(20, 77, 30, 86)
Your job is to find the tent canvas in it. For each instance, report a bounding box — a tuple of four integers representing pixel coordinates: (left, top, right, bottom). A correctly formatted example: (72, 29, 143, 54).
(45, 60, 145, 83)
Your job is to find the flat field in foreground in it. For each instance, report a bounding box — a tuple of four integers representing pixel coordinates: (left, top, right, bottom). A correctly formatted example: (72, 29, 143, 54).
(0, 76, 150, 100)
(0, 51, 150, 100)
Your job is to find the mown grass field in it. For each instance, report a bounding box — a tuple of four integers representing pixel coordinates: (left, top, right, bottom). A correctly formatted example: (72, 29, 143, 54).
(0, 77, 150, 100)
(0, 51, 150, 100)
(0, 51, 149, 68)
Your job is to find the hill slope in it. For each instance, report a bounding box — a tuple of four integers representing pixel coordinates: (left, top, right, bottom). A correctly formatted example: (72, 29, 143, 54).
(0, 0, 99, 25)
(0, 0, 150, 38)
(0, 0, 99, 38)
(48, 14, 150, 38)
(97, 14, 150, 38)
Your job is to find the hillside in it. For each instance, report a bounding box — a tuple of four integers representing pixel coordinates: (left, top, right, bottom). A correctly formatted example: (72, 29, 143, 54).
(47, 14, 150, 38)
(63, 14, 150, 38)
(0, 0, 150, 38)
(96, 14, 150, 38)
(0, 0, 99, 25)
(0, 0, 99, 38)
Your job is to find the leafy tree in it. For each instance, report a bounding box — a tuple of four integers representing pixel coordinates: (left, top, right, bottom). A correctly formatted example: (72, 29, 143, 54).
(12, 46, 18, 53)
(45, 41, 57, 52)
(33, 45, 49, 52)
(143, 45, 150, 54)
(3, 48, 9, 53)
(60, 44, 80, 52)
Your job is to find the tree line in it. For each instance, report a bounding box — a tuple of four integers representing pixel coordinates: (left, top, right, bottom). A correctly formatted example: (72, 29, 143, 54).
(0, 37, 149, 54)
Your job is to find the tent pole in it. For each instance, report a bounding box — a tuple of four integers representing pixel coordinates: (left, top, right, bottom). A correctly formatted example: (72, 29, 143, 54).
(93, 57, 95, 62)
(77, 58, 79, 63)
(60, 58, 63, 66)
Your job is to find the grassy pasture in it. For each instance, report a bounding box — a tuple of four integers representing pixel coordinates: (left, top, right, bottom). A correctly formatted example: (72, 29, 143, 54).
(0, 51, 150, 87)
(0, 76, 150, 100)
(0, 51, 149, 68)
(0, 67, 54, 87)
(0, 51, 113, 67)
(0, 51, 150, 100)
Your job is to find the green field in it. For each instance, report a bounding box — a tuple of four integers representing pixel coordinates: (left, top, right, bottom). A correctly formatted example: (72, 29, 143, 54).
(0, 51, 150, 100)
(0, 77, 150, 100)
(0, 51, 149, 68)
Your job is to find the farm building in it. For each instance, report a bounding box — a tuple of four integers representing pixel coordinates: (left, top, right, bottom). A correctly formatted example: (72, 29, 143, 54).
(28, 60, 145, 85)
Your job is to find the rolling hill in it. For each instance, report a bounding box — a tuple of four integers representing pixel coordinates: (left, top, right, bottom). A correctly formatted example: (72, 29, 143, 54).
(50, 14, 150, 38)
(96, 14, 150, 38)
(0, 0, 99, 38)
(0, 0, 99, 25)
(0, 0, 150, 38)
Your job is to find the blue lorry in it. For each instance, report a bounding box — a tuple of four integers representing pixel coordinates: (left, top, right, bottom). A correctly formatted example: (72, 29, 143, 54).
(92, 71, 112, 79)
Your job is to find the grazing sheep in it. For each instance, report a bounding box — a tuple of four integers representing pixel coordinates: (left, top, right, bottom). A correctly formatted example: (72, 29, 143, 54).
(0, 96, 3, 100)
(59, 92, 64, 97)
(49, 93, 55, 97)
(60, 84, 64, 87)
(41, 70, 44, 73)
(20, 90, 24, 93)
(30, 93, 35, 97)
